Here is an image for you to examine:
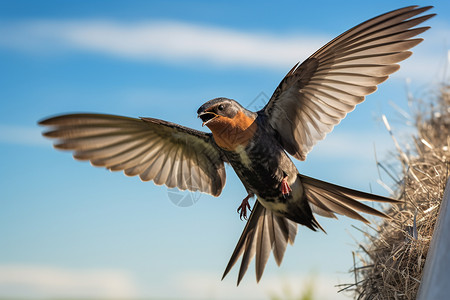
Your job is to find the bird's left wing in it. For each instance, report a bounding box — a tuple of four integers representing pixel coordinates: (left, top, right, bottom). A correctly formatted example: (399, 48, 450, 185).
(263, 6, 434, 161)
(39, 113, 226, 196)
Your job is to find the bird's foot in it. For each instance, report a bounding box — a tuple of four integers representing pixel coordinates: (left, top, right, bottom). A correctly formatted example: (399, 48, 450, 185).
(237, 194, 253, 220)
(281, 176, 292, 197)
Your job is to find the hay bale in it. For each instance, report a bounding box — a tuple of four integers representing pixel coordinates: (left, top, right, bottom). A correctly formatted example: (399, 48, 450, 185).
(349, 84, 450, 299)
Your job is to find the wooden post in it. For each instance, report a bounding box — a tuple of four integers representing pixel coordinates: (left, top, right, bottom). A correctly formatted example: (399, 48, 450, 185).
(417, 177, 450, 299)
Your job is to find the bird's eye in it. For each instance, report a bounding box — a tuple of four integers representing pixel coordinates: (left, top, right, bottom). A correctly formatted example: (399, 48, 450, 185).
(218, 104, 224, 111)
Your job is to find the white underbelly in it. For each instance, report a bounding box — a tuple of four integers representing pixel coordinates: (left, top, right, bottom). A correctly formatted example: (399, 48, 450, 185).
(235, 144, 252, 168)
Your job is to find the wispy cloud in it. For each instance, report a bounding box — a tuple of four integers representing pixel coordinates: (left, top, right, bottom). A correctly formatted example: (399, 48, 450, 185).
(1, 19, 447, 78)
(0, 20, 325, 69)
(0, 265, 349, 299)
(166, 270, 349, 300)
(0, 125, 47, 147)
(0, 264, 138, 299)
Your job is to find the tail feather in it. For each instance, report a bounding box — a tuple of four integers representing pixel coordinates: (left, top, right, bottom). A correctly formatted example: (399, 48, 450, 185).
(307, 188, 370, 223)
(237, 222, 257, 284)
(300, 174, 400, 223)
(300, 174, 400, 203)
(223, 176, 400, 285)
(222, 201, 297, 286)
(255, 212, 271, 282)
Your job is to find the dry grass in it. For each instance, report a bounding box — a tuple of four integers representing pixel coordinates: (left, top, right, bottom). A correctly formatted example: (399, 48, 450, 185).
(344, 84, 450, 299)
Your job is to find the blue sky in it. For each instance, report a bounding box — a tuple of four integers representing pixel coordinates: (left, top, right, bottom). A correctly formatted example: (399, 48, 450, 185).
(0, 1, 449, 299)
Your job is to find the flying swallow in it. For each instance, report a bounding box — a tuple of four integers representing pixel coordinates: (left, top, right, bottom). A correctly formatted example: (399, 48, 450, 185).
(39, 6, 434, 285)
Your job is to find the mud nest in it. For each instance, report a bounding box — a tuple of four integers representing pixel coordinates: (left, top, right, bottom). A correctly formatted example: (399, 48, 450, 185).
(347, 84, 450, 299)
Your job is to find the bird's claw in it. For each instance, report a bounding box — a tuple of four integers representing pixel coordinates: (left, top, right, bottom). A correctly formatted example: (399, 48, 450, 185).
(237, 194, 252, 220)
(281, 176, 292, 198)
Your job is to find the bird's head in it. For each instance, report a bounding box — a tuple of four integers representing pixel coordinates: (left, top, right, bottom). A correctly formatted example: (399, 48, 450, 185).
(197, 97, 244, 128)
(197, 98, 257, 150)
(197, 98, 258, 150)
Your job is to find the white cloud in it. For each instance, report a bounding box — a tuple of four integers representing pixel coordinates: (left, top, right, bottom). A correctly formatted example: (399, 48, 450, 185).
(0, 125, 47, 147)
(0, 18, 446, 80)
(0, 18, 447, 79)
(0, 265, 352, 300)
(0, 264, 139, 299)
(0, 20, 324, 69)
(166, 271, 349, 300)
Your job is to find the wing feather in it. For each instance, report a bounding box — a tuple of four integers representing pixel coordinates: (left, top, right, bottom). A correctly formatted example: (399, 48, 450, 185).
(263, 6, 434, 160)
(39, 113, 226, 196)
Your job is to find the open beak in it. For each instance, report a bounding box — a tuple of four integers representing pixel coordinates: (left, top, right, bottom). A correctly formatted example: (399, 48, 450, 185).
(198, 111, 219, 127)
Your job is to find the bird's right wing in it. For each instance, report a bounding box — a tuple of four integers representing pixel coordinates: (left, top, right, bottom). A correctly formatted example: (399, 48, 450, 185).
(39, 113, 226, 196)
(222, 201, 298, 285)
(263, 6, 434, 161)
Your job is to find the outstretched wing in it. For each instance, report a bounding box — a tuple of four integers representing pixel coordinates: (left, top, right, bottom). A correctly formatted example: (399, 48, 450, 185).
(222, 201, 298, 286)
(263, 6, 434, 160)
(39, 113, 226, 196)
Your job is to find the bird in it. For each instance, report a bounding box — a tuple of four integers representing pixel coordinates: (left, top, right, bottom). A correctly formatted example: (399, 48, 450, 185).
(39, 6, 434, 286)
